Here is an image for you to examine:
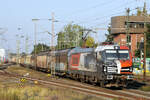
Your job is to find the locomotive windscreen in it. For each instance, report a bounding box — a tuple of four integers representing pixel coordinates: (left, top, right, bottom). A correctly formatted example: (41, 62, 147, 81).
(118, 50, 129, 60)
(105, 50, 118, 60)
(105, 50, 129, 60)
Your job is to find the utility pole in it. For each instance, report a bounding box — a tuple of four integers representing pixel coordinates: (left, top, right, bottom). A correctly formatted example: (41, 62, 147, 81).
(34, 23, 37, 55)
(25, 36, 28, 55)
(126, 8, 130, 48)
(16, 35, 20, 65)
(34, 22, 37, 69)
(143, 29, 146, 81)
(32, 19, 39, 69)
(16, 27, 22, 65)
(143, 1, 147, 81)
(25, 36, 28, 64)
(51, 12, 55, 76)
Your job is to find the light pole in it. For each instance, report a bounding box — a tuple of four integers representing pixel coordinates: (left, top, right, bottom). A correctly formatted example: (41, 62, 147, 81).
(32, 15, 58, 76)
(32, 19, 39, 56)
(32, 19, 41, 69)
(32, 18, 52, 53)
(16, 34, 24, 65)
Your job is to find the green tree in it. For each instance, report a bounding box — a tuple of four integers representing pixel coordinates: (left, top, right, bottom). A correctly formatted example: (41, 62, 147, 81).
(105, 26, 113, 42)
(57, 24, 83, 49)
(137, 7, 142, 16)
(31, 43, 50, 54)
(146, 24, 150, 57)
(135, 24, 150, 58)
(57, 24, 96, 49)
(85, 36, 95, 47)
(134, 49, 140, 58)
(136, 2, 147, 16)
(135, 2, 149, 57)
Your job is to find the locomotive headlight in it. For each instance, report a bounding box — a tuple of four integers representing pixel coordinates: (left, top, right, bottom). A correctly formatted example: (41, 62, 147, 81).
(104, 67, 106, 71)
(129, 67, 133, 72)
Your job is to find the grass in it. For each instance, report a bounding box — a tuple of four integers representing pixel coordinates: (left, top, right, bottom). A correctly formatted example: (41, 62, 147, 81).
(0, 65, 102, 100)
(0, 85, 100, 100)
(7, 65, 48, 79)
(140, 85, 150, 92)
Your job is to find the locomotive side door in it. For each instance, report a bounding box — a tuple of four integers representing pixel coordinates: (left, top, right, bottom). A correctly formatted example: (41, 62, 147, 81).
(46, 55, 51, 72)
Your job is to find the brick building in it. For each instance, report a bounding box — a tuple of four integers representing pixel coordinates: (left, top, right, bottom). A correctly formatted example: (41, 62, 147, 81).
(111, 16, 150, 57)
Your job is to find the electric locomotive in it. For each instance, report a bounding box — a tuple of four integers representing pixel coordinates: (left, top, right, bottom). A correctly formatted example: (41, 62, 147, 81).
(95, 44, 133, 87)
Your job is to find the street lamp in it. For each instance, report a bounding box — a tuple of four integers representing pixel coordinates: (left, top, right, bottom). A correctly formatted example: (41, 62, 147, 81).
(32, 18, 52, 54)
(32, 18, 52, 69)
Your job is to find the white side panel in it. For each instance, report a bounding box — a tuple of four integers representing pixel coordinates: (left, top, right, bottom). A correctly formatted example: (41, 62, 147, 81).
(115, 60, 121, 74)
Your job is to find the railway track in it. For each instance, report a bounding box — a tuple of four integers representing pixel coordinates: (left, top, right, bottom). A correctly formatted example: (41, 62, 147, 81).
(0, 63, 14, 70)
(0, 66, 150, 100)
(134, 75, 150, 83)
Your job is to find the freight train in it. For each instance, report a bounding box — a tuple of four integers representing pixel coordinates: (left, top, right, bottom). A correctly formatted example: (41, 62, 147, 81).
(11, 44, 133, 87)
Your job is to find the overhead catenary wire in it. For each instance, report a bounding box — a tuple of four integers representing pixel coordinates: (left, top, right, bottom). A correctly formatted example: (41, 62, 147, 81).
(76, 1, 138, 25)
(58, 0, 123, 24)
(51, 1, 139, 26)
(64, 0, 117, 17)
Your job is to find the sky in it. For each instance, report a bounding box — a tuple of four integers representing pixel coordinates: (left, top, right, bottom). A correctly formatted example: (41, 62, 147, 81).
(0, 0, 149, 53)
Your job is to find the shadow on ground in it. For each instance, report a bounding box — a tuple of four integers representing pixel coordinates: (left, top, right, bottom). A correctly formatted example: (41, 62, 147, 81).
(106, 80, 146, 90)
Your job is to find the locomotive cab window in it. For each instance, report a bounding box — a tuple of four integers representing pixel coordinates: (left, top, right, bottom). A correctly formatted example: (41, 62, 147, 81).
(105, 50, 118, 60)
(118, 50, 129, 60)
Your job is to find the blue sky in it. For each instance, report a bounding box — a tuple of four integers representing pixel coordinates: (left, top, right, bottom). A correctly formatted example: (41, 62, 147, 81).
(0, 0, 149, 53)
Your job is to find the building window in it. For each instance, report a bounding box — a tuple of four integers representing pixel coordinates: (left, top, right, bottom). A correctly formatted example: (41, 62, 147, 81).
(125, 22, 145, 29)
(139, 23, 144, 28)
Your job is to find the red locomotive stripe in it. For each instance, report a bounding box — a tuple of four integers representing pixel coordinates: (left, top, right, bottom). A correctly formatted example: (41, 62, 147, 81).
(120, 72, 132, 74)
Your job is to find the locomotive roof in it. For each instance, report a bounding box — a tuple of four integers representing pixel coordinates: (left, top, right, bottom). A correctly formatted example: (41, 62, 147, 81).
(95, 45, 119, 52)
(68, 47, 94, 56)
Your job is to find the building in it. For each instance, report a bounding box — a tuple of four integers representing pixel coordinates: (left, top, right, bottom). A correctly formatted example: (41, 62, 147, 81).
(111, 16, 150, 57)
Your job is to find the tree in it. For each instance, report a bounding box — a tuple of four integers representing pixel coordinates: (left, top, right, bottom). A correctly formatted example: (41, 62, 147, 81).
(105, 25, 113, 42)
(85, 36, 95, 48)
(135, 24, 150, 58)
(57, 24, 83, 49)
(146, 24, 150, 57)
(31, 43, 50, 54)
(57, 24, 96, 49)
(134, 2, 149, 57)
(134, 49, 140, 58)
(137, 7, 142, 16)
(136, 2, 147, 16)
